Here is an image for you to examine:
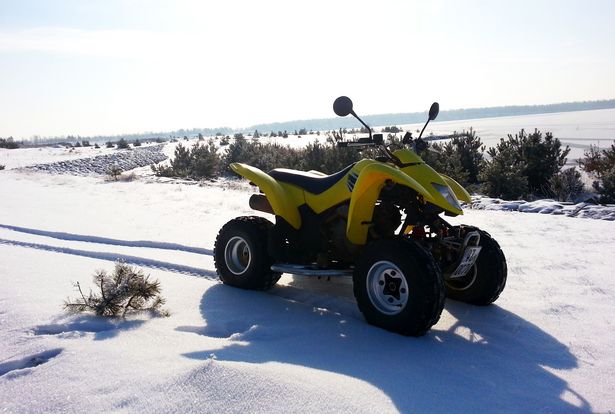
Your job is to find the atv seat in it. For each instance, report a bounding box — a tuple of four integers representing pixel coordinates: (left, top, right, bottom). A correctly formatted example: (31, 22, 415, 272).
(269, 163, 355, 195)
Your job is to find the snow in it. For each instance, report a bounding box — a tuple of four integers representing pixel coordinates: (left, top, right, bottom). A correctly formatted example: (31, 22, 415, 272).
(2, 145, 615, 413)
(470, 196, 615, 221)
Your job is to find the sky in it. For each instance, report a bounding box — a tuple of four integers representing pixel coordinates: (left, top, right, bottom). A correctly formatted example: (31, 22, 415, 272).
(1, 0, 614, 139)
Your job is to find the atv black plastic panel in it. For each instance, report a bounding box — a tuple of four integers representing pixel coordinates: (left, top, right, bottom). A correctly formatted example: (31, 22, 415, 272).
(269, 163, 356, 195)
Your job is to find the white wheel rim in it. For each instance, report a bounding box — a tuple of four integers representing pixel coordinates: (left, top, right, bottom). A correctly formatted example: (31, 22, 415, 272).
(366, 261, 409, 315)
(224, 236, 252, 275)
(446, 265, 477, 291)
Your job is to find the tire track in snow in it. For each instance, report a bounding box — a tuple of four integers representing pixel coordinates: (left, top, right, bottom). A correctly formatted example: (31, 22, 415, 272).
(0, 224, 212, 255)
(0, 229, 359, 318)
(0, 238, 217, 279)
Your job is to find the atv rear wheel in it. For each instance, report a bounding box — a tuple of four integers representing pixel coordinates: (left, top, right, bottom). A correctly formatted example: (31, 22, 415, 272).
(353, 239, 445, 336)
(214, 216, 281, 290)
(445, 227, 507, 305)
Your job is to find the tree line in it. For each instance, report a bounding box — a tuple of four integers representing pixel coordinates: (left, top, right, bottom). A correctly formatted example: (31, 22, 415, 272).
(152, 130, 615, 203)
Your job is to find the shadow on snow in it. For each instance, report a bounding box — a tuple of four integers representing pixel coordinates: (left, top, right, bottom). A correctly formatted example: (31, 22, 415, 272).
(180, 284, 590, 413)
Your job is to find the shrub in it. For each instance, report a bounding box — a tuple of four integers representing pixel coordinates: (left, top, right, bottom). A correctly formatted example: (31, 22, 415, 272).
(480, 129, 569, 198)
(106, 141, 114, 148)
(508, 129, 568, 194)
(94, 143, 100, 149)
(0, 165, 5, 170)
(579, 142, 615, 203)
(548, 168, 584, 202)
(479, 145, 528, 199)
(74, 141, 82, 148)
(382, 126, 402, 133)
(133, 139, 142, 147)
(64, 262, 168, 317)
(415, 130, 484, 188)
(189, 140, 221, 178)
(107, 165, 122, 181)
(117, 138, 130, 149)
(301, 141, 361, 174)
(0, 137, 20, 149)
(594, 169, 615, 203)
(82, 140, 91, 147)
(152, 140, 221, 179)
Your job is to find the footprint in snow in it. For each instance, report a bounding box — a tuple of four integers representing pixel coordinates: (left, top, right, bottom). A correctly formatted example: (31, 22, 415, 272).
(0, 349, 63, 379)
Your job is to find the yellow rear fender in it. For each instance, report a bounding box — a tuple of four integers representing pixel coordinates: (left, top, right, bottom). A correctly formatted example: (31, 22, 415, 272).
(346, 162, 435, 245)
(230, 163, 304, 229)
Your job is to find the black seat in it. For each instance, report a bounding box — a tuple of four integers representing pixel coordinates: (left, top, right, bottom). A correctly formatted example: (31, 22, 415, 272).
(269, 163, 355, 195)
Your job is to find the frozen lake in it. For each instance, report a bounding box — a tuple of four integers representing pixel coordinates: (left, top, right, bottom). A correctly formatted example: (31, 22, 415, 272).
(403, 108, 615, 163)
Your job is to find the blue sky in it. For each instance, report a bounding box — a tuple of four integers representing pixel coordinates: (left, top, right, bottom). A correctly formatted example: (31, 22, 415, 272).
(1, 0, 614, 138)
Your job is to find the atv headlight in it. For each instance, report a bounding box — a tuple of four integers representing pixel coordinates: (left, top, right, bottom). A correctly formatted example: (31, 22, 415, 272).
(432, 183, 462, 210)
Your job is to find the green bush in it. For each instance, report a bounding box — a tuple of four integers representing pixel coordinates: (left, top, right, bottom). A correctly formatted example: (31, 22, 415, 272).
(480, 129, 569, 198)
(117, 138, 130, 149)
(133, 139, 142, 147)
(107, 165, 122, 181)
(417, 130, 484, 189)
(106, 141, 114, 148)
(0, 137, 20, 149)
(594, 169, 615, 203)
(548, 168, 584, 202)
(579, 142, 615, 203)
(300, 142, 362, 174)
(64, 262, 168, 318)
(152, 140, 221, 179)
(479, 145, 529, 199)
(189, 140, 221, 178)
(0, 165, 5, 170)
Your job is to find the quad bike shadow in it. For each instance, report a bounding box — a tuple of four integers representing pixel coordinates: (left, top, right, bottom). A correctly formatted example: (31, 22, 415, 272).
(179, 284, 590, 413)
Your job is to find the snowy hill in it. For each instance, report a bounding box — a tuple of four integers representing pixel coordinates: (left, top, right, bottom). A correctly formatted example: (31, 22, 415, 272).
(1, 147, 615, 413)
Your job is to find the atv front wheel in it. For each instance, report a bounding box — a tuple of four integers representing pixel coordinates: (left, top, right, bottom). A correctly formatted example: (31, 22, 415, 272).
(353, 239, 445, 336)
(214, 216, 281, 290)
(445, 228, 507, 305)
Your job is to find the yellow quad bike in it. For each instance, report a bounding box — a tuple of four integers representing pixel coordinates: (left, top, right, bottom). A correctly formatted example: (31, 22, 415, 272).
(214, 96, 507, 336)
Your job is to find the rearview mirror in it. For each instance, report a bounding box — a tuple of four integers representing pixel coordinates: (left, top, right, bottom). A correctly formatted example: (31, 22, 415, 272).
(428, 102, 439, 121)
(333, 96, 354, 117)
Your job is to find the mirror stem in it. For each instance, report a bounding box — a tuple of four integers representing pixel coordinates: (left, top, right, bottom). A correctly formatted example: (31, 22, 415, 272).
(418, 119, 431, 140)
(350, 111, 372, 141)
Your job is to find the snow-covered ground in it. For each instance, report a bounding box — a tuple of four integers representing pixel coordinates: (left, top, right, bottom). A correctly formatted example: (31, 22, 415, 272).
(1, 144, 615, 413)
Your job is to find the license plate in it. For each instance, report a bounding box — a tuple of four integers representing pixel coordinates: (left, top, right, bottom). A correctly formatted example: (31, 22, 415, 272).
(449, 246, 482, 279)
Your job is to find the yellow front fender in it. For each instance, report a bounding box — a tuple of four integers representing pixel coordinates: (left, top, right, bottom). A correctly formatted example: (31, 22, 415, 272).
(230, 163, 303, 229)
(439, 173, 472, 203)
(346, 162, 435, 245)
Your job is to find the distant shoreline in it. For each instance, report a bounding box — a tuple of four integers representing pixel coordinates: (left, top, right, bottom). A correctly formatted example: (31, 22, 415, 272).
(244, 99, 615, 134)
(15, 98, 615, 144)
